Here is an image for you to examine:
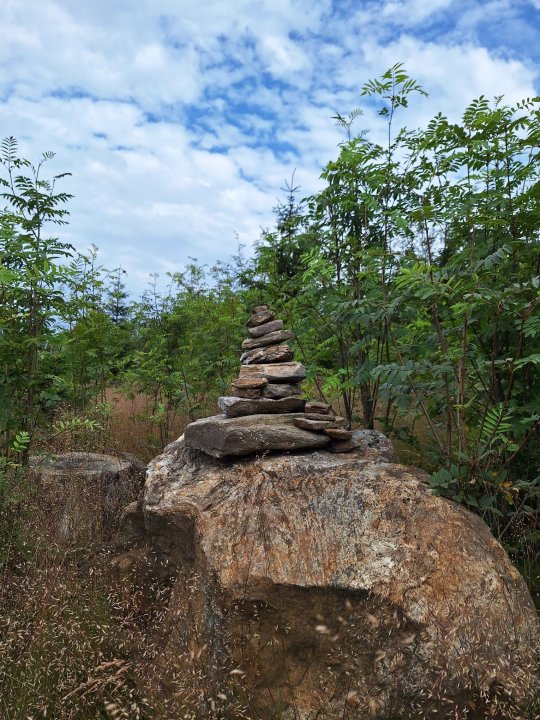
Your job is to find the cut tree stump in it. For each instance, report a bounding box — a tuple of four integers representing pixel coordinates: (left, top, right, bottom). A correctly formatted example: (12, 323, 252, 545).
(30, 452, 146, 544)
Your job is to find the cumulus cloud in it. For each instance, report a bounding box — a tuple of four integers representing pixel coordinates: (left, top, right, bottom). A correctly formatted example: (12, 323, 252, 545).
(0, 0, 538, 292)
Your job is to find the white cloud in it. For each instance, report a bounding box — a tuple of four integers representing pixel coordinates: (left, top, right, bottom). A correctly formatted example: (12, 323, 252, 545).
(381, 0, 455, 25)
(0, 0, 538, 293)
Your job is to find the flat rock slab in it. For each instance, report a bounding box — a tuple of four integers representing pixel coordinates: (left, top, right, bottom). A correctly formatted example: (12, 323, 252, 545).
(304, 412, 337, 421)
(248, 319, 283, 338)
(263, 383, 302, 399)
(242, 329, 293, 350)
(231, 387, 262, 398)
(239, 362, 306, 384)
(231, 376, 268, 398)
(305, 401, 333, 414)
(240, 344, 294, 365)
(294, 417, 346, 431)
(231, 377, 268, 390)
(183, 413, 329, 458)
(328, 429, 399, 461)
(324, 427, 353, 440)
(328, 438, 359, 452)
(218, 395, 305, 418)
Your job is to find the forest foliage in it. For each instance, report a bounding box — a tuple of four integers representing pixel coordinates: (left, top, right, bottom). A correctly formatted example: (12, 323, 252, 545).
(1, 66, 540, 592)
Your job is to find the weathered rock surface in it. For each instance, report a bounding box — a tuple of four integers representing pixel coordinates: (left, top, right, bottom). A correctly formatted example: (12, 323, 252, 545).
(217, 395, 305, 418)
(231, 377, 268, 390)
(129, 440, 539, 719)
(328, 429, 399, 461)
(324, 427, 353, 440)
(242, 328, 292, 349)
(305, 401, 333, 414)
(294, 416, 346, 431)
(248, 319, 284, 338)
(183, 413, 329, 458)
(247, 309, 274, 327)
(240, 344, 294, 365)
(30, 452, 146, 542)
(239, 361, 306, 384)
(263, 382, 302, 398)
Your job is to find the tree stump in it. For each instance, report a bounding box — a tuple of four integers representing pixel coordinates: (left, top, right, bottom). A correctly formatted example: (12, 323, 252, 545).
(30, 452, 146, 544)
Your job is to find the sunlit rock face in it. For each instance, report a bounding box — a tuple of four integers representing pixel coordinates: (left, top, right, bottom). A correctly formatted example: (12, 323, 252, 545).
(124, 435, 540, 719)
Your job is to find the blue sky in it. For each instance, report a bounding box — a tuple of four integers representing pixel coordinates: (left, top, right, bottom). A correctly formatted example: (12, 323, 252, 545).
(1, 0, 539, 293)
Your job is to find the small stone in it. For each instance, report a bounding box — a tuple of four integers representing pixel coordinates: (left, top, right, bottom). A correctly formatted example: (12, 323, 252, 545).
(242, 329, 293, 350)
(231, 377, 269, 390)
(263, 383, 302, 399)
(239, 362, 306, 384)
(218, 396, 306, 418)
(247, 310, 275, 327)
(233, 387, 263, 399)
(294, 418, 339, 431)
(328, 439, 358, 453)
(304, 413, 337, 422)
(248, 319, 284, 338)
(324, 428, 353, 440)
(305, 401, 333, 414)
(327, 429, 400, 460)
(252, 305, 268, 313)
(241, 345, 294, 365)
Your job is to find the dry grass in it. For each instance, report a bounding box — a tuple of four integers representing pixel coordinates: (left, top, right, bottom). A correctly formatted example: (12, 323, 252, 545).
(0, 493, 140, 719)
(0, 486, 257, 720)
(1, 525, 538, 719)
(37, 391, 191, 462)
(0, 396, 537, 719)
(2, 533, 538, 720)
(105, 390, 190, 461)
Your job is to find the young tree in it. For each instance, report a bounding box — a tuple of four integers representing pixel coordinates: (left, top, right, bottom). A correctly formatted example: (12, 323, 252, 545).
(0, 137, 73, 454)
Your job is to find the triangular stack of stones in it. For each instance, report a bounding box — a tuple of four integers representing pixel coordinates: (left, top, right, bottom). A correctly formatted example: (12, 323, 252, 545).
(219, 305, 306, 416)
(184, 306, 357, 458)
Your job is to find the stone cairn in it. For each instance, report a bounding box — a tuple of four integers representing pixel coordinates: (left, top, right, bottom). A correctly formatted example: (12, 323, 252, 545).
(184, 305, 360, 458)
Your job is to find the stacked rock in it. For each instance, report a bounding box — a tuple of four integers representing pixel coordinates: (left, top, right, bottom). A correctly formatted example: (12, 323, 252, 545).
(218, 305, 306, 418)
(183, 305, 360, 458)
(292, 402, 366, 453)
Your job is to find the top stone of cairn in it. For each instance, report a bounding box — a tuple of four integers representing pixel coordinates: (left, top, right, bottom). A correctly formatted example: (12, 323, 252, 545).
(247, 308, 275, 328)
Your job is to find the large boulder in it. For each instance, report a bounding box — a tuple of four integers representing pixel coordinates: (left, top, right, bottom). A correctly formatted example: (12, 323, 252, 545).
(130, 436, 539, 719)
